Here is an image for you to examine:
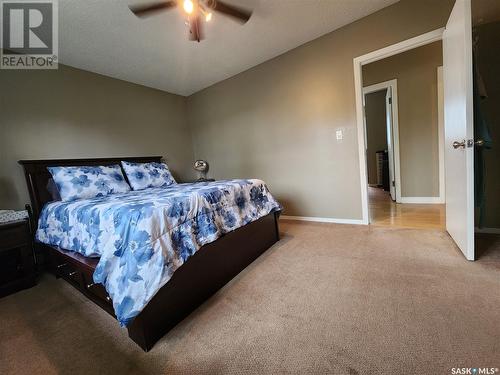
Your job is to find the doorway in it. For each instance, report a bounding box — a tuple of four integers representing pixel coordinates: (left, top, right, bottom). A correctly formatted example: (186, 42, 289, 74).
(354, 28, 445, 226)
(360, 41, 445, 230)
(355, 0, 496, 261)
(363, 79, 399, 202)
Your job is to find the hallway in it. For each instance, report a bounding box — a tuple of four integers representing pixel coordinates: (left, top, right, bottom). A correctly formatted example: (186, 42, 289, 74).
(369, 187, 445, 230)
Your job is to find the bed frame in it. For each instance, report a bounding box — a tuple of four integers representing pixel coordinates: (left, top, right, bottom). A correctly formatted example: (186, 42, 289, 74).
(18, 156, 280, 351)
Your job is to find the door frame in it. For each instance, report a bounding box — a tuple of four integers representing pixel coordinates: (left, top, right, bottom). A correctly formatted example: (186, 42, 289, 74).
(437, 66, 446, 204)
(353, 28, 445, 224)
(363, 79, 401, 202)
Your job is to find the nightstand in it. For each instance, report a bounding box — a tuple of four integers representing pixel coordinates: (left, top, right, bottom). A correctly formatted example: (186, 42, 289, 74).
(0, 217, 36, 297)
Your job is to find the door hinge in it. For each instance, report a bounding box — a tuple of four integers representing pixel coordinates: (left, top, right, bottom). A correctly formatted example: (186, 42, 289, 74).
(388, 97, 392, 104)
(392, 180, 395, 187)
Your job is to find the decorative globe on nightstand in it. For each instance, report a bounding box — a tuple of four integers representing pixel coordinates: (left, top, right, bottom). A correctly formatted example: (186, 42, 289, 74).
(193, 160, 211, 181)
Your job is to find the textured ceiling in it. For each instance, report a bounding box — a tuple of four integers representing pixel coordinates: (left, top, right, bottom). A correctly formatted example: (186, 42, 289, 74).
(59, 0, 399, 96)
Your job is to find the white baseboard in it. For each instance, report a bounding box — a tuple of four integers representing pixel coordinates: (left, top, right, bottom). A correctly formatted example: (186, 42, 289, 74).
(280, 215, 365, 225)
(399, 197, 444, 204)
(475, 227, 500, 234)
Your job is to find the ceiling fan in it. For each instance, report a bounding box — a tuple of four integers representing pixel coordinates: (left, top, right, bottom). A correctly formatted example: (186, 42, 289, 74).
(129, 0, 252, 42)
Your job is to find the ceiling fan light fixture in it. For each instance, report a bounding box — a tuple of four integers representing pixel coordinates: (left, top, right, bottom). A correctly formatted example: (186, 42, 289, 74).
(183, 0, 194, 14)
(129, 0, 253, 41)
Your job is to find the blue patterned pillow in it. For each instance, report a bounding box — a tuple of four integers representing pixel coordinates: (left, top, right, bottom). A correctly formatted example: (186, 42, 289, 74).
(48, 165, 131, 201)
(121, 161, 177, 191)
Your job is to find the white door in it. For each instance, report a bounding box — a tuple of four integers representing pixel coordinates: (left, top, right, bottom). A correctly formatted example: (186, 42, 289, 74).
(385, 88, 396, 201)
(443, 0, 474, 260)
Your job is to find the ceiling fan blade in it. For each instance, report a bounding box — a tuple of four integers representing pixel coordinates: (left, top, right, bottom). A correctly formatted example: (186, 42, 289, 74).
(209, 0, 252, 23)
(188, 15, 204, 42)
(129, 1, 177, 17)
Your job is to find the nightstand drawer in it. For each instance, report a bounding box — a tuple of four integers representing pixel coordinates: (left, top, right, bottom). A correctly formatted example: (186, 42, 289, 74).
(0, 221, 29, 251)
(0, 248, 24, 284)
(0, 219, 36, 298)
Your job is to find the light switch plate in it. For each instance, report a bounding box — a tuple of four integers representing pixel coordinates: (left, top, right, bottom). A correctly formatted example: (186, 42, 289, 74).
(336, 129, 344, 141)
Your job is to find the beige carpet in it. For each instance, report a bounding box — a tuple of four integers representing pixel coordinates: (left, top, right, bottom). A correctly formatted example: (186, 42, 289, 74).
(1, 221, 499, 375)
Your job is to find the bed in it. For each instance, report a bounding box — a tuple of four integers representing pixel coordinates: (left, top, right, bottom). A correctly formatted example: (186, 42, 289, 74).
(19, 156, 281, 351)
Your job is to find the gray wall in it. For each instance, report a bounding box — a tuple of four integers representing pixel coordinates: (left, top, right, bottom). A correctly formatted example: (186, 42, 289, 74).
(0, 65, 194, 209)
(475, 21, 500, 229)
(187, 0, 454, 219)
(365, 90, 388, 186)
(363, 41, 443, 198)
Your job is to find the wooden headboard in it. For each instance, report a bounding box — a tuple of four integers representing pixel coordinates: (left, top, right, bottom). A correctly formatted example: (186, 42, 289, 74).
(18, 156, 163, 221)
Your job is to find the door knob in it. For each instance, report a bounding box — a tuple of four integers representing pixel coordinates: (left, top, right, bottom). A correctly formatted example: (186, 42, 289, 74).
(453, 140, 466, 149)
(475, 139, 485, 147)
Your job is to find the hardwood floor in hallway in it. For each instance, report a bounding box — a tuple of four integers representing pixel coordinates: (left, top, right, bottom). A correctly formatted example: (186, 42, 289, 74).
(369, 187, 445, 230)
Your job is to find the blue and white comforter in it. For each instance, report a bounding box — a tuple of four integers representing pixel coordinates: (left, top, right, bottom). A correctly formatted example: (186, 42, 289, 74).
(36, 179, 281, 325)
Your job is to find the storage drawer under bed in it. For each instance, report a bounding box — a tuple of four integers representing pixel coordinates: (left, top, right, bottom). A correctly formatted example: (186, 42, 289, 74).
(80, 271, 112, 305)
(45, 245, 114, 315)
